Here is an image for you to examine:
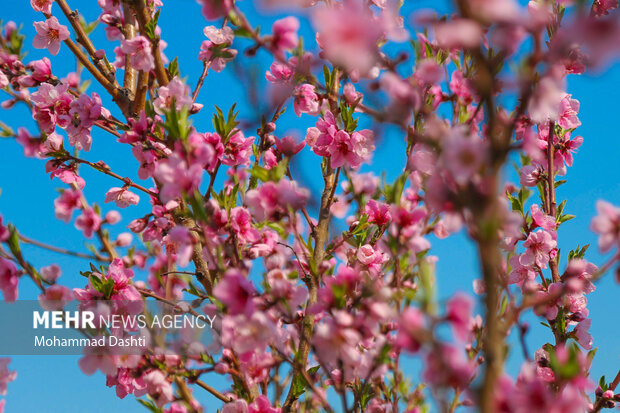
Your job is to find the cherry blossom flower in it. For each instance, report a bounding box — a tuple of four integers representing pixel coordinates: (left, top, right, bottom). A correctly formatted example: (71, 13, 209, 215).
(558, 94, 581, 130)
(313, 2, 383, 76)
(0, 358, 17, 395)
(75, 208, 102, 238)
(105, 187, 140, 208)
(199, 26, 237, 72)
(531, 204, 556, 230)
(40, 264, 61, 283)
(446, 293, 474, 342)
(197, 0, 233, 20)
(120, 36, 154, 72)
(33, 17, 70, 56)
(293, 84, 320, 117)
(54, 188, 82, 222)
(153, 76, 193, 115)
(30, 0, 53, 14)
(590, 200, 620, 253)
(0, 258, 19, 302)
(154, 153, 204, 203)
(365, 199, 391, 226)
(271, 17, 299, 57)
(592, 0, 619, 16)
(435, 19, 483, 49)
(143, 370, 174, 408)
(520, 229, 557, 269)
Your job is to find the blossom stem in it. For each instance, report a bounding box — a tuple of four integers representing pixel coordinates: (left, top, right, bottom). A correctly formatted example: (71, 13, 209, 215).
(194, 379, 232, 403)
(67, 155, 157, 197)
(18, 234, 109, 262)
(192, 60, 211, 102)
(546, 121, 561, 283)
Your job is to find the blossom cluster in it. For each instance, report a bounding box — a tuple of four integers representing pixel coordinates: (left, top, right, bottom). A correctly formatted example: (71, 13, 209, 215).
(0, 0, 619, 412)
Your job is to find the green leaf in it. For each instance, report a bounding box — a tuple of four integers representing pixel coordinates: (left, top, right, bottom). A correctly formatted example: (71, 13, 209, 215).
(137, 397, 163, 413)
(7, 224, 21, 260)
(167, 57, 179, 78)
(144, 10, 161, 40)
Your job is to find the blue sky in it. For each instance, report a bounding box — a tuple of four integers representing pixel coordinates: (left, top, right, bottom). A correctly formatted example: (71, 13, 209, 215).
(0, 0, 619, 411)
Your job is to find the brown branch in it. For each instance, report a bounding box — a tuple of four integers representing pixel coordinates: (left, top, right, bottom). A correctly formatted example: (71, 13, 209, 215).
(122, 3, 138, 96)
(18, 234, 110, 262)
(133, 70, 149, 114)
(282, 162, 337, 412)
(194, 380, 232, 403)
(54, 0, 117, 84)
(546, 121, 561, 283)
(61, 37, 130, 116)
(192, 60, 211, 102)
(132, 0, 169, 86)
(67, 155, 157, 197)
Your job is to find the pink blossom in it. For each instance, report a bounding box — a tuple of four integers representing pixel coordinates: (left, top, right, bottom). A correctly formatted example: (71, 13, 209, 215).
(365, 199, 392, 226)
(274, 135, 305, 157)
(554, 132, 583, 173)
(528, 72, 566, 124)
(265, 61, 293, 83)
(0, 216, 8, 243)
(229, 207, 260, 244)
(519, 164, 542, 187)
(0, 258, 19, 302)
(574, 319, 593, 350)
(245, 179, 309, 221)
(197, 0, 233, 20)
(38, 285, 73, 311)
(446, 293, 474, 342)
(54, 188, 82, 222)
(222, 400, 249, 413)
(40, 264, 61, 283)
(31, 0, 53, 14)
(75, 208, 102, 238)
(221, 131, 253, 166)
(449, 70, 475, 103)
(558, 94, 581, 130)
(423, 344, 475, 389)
(16, 127, 44, 158)
(105, 210, 121, 225)
(435, 19, 483, 49)
(221, 312, 276, 355)
(293, 84, 320, 117)
(592, 0, 619, 16)
(0, 358, 17, 396)
(33, 17, 70, 56)
(520, 229, 557, 269)
(164, 225, 193, 267)
(153, 77, 193, 115)
(415, 59, 444, 84)
(343, 82, 363, 105)
(508, 255, 536, 285)
(120, 36, 154, 72)
(104, 187, 140, 208)
(27, 57, 52, 82)
(313, 3, 383, 75)
(590, 200, 620, 253)
(441, 128, 487, 184)
(531, 204, 556, 230)
(199, 26, 237, 72)
(249, 395, 280, 413)
(154, 154, 204, 203)
(271, 17, 299, 56)
(66, 92, 105, 152)
(143, 370, 174, 408)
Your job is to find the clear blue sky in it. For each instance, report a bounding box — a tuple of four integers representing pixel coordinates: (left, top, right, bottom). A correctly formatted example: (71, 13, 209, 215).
(0, 0, 618, 411)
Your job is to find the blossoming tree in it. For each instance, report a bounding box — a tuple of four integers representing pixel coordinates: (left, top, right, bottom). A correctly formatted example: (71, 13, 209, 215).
(1, 0, 620, 412)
